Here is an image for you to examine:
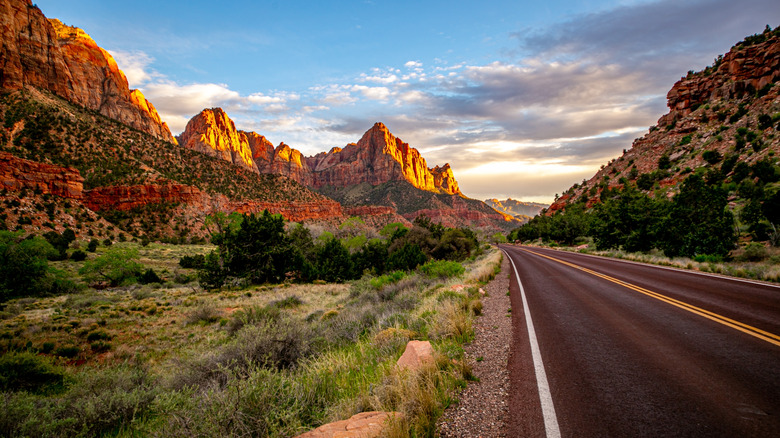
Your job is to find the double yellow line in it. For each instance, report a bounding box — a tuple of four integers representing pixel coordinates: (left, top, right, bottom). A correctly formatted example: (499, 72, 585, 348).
(522, 248, 780, 347)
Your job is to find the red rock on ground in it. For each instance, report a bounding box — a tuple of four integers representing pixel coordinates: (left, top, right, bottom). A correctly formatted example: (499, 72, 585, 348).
(294, 411, 402, 438)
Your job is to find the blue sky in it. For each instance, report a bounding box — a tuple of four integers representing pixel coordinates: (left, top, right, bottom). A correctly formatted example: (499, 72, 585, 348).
(36, 0, 780, 203)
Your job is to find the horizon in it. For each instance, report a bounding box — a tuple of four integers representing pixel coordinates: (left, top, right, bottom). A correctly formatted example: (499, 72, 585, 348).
(34, 0, 780, 203)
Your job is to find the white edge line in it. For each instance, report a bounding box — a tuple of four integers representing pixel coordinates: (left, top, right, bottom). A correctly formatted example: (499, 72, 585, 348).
(523, 245, 780, 290)
(504, 250, 562, 438)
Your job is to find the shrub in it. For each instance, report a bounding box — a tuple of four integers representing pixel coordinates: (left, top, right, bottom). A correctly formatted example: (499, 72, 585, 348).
(186, 303, 222, 325)
(419, 260, 465, 278)
(139, 268, 162, 284)
(370, 271, 406, 289)
(87, 239, 99, 252)
(0, 231, 60, 301)
(179, 254, 205, 269)
(387, 243, 428, 272)
(744, 242, 768, 261)
(70, 250, 87, 261)
(78, 247, 143, 287)
(54, 345, 80, 358)
(0, 351, 66, 394)
(702, 150, 722, 165)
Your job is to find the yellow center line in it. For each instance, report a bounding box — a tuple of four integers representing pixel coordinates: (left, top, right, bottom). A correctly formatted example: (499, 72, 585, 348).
(520, 248, 780, 347)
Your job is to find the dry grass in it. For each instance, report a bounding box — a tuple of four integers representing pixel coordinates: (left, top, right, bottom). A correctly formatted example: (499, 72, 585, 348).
(569, 246, 780, 283)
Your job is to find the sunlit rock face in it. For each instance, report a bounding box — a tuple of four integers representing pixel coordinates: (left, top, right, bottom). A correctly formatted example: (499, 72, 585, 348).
(177, 108, 259, 172)
(0, 1, 175, 142)
(178, 112, 464, 196)
(306, 122, 462, 195)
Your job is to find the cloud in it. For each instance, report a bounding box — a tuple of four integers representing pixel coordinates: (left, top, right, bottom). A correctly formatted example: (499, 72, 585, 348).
(405, 60, 422, 68)
(108, 49, 157, 87)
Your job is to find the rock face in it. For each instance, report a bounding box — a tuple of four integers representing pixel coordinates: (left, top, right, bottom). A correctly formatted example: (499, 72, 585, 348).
(549, 28, 780, 213)
(177, 113, 462, 195)
(0, 0, 174, 142)
(295, 412, 402, 438)
(484, 198, 548, 218)
(0, 152, 83, 198)
(307, 122, 461, 195)
(176, 108, 258, 172)
(0, 152, 343, 223)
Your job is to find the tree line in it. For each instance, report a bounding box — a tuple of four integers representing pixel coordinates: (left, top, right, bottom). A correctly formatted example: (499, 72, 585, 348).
(509, 160, 780, 259)
(193, 212, 480, 289)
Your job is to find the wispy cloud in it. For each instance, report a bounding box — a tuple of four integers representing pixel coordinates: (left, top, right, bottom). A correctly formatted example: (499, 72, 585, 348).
(108, 0, 779, 201)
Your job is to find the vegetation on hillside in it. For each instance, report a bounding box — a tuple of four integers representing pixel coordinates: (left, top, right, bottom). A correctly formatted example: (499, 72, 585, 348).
(0, 228, 501, 437)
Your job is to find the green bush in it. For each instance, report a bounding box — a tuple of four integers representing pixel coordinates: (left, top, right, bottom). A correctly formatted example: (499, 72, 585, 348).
(178, 254, 205, 269)
(70, 250, 87, 261)
(370, 271, 406, 289)
(419, 260, 465, 278)
(78, 247, 143, 287)
(0, 351, 66, 394)
(744, 242, 768, 261)
(0, 231, 60, 301)
(139, 268, 162, 284)
(387, 243, 428, 272)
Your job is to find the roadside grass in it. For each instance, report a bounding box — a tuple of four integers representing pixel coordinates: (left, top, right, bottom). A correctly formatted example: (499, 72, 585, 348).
(0, 244, 502, 437)
(522, 242, 780, 283)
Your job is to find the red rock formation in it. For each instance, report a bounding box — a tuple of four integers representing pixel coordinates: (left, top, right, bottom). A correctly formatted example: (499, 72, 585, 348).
(666, 36, 780, 117)
(228, 199, 343, 222)
(177, 108, 258, 172)
(0, 1, 174, 142)
(307, 123, 461, 195)
(549, 30, 780, 213)
(83, 183, 205, 212)
(177, 113, 464, 195)
(0, 152, 83, 198)
(344, 205, 397, 216)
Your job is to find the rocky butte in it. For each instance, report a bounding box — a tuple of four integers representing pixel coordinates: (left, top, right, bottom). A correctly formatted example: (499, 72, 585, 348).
(0, 0, 175, 142)
(178, 111, 460, 195)
(548, 27, 780, 213)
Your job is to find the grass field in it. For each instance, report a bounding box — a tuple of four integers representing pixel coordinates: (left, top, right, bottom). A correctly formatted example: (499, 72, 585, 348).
(0, 242, 502, 437)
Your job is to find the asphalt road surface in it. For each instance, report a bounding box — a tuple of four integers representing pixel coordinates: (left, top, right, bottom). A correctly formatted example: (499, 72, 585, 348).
(501, 245, 780, 438)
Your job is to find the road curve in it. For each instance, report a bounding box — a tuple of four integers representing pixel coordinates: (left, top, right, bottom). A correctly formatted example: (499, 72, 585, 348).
(502, 244, 780, 438)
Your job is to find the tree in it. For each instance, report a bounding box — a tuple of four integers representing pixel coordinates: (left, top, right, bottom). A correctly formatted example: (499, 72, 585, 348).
(314, 237, 354, 282)
(199, 211, 301, 288)
(352, 238, 388, 275)
(387, 243, 428, 272)
(79, 247, 143, 286)
(0, 232, 57, 301)
(659, 174, 736, 257)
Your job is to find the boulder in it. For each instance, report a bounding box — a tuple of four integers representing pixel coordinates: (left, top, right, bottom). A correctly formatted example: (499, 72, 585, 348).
(295, 411, 402, 438)
(396, 340, 435, 371)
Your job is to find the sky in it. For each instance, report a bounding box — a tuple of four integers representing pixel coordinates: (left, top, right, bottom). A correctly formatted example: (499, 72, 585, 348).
(35, 0, 780, 203)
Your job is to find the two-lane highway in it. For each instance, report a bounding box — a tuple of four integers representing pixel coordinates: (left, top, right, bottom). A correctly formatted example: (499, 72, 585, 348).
(502, 245, 780, 437)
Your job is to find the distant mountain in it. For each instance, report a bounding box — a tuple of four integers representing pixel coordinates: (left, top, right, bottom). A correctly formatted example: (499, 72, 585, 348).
(484, 199, 548, 219)
(178, 110, 518, 230)
(0, 0, 175, 142)
(178, 111, 460, 195)
(549, 26, 780, 213)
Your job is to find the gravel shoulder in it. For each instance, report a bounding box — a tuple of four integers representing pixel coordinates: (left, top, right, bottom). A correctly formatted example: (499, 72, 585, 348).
(437, 254, 511, 437)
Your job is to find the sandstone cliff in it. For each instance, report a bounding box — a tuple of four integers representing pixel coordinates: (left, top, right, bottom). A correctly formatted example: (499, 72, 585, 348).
(178, 112, 463, 195)
(0, 0, 174, 142)
(549, 27, 780, 212)
(485, 198, 548, 219)
(176, 108, 259, 172)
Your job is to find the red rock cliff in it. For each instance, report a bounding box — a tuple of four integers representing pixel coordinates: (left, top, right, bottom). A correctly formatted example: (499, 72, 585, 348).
(0, 0, 174, 142)
(176, 108, 259, 172)
(178, 113, 463, 195)
(0, 152, 83, 198)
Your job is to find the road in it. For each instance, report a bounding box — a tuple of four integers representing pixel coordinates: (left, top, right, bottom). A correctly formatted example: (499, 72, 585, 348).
(501, 245, 780, 437)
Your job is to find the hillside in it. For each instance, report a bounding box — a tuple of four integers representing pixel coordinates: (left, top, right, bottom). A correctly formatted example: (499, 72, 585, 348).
(178, 109, 518, 231)
(550, 26, 780, 212)
(484, 199, 548, 221)
(515, 27, 780, 261)
(0, 89, 343, 241)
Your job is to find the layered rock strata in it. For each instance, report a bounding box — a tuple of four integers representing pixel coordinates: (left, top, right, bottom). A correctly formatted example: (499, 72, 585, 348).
(0, 0, 174, 142)
(177, 112, 462, 195)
